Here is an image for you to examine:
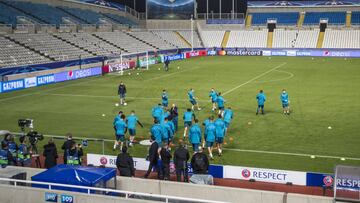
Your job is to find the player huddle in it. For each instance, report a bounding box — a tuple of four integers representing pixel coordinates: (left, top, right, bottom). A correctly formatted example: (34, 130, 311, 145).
(114, 82, 290, 159)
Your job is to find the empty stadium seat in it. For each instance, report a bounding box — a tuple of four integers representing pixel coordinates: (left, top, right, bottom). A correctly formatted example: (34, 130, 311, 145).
(251, 12, 299, 25)
(201, 31, 225, 47)
(273, 29, 319, 48)
(227, 30, 268, 48)
(351, 11, 360, 25)
(303, 12, 346, 25)
(323, 29, 360, 48)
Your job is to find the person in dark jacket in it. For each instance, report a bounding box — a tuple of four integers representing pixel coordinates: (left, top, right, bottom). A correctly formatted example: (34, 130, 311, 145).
(191, 149, 209, 174)
(159, 146, 172, 180)
(0, 141, 13, 168)
(173, 144, 190, 182)
(61, 133, 75, 164)
(43, 139, 58, 169)
(144, 136, 159, 178)
(118, 82, 127, 105)
(66, 143, 83, 165)
(116, 146, 135, 177)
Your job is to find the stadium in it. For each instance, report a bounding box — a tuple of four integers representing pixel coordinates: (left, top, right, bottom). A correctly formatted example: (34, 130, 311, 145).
(0, 0, 359, 202)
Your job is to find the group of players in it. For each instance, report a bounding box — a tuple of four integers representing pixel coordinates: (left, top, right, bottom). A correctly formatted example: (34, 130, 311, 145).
(113, 81, 290, 159)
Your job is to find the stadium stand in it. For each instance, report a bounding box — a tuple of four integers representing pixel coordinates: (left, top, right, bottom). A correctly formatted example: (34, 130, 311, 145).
(101, 13, 137, 26)
(251, 12, 300, 25)
(303, 12, 346, 25)
(227, 29, 268, 48)
(8, 33, 94, 61)
(126, 31, 175, 50)
(57, 6, 110, 25)
(177, 30, 203, 48)
(201, 31, 225, 48)
(152, 30, 189, 48)
(351, 11, 360, 25)
(323, 29, 360, 48)
(53, 33, 122, 56)
(0, 36, 51, 68)
(272, 29, 319, 48)
(0, 2, 33, 26)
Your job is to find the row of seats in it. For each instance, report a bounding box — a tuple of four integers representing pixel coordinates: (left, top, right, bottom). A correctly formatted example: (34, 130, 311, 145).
(0, 0, 136, 26)
(201, 31, 225, 47)
(152, 31, 189, 48)
(250, 12, 352, 25)
(272, 29, 319, 48)
(323, 29, 360, 48)
(351, 12, 360, 24)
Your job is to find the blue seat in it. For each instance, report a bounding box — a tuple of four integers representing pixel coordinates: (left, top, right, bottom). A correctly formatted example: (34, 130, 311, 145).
(0, 2, 34, 26)
(251, 12, 299, 25)
(351, 12, 360, 25)
(101, 13, 137, 25)
(303, 12, 346, 25)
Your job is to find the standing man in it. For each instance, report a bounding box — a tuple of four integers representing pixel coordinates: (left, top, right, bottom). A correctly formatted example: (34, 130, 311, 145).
(61, 133, 75, 164)
(150, 119, 163, 147)
(280, 89, 290, 115)
(173, 144, 190, 182)
(205, 117, 216, 160)
(188, 89, 201, 111)
(209, 88, 218, 112)
(0, 142, 12, 168)
(114, 114, 127, 151)
(164, 57, 170, 71)
(170, 104, 179, 132)
(223, 107, 233, 133)
(144, 136, 160, 179)
(256, 90, 266, 115)
(214, 115, 226, 156)
(163, 117, 174, 148)
(202, 116, 213, 149)
(216, 92, 226, 116)
(152, 104, 164, 122)
(189, 119, 202, 153)
(183, 108, 195, 139)
(116, 146, 135, 177)
(43, 139, 58, 169)
(161, 90, 169, 107)
(17, 136, 30, 167)
(127, 110, 144, 147)
(159, 146, 172, 180)
(66, 143, 83, 165)
(118, 82, 127, 105)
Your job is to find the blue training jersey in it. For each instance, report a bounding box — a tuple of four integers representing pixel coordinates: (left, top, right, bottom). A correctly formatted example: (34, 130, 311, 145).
(183, 111, 194, 122)
(189, 124, 202, 144)
(127, 115, 138, 129)
(151, 124, 163, 144)
(217, 96, 225, 108)
(152, 106, 163, 119)
(256, 93, 266, 105)
(115, 119, 127, 135)
(223, 109, 233, 123)
(162, 92, 168, 103)
(113, 115, 121, 126)
(214, 119, 226, 138)
(188, 91, 195, 101)
(280, 93, 289, 104)
(205, 123, 216, 142)
(209, 91, 217, 102)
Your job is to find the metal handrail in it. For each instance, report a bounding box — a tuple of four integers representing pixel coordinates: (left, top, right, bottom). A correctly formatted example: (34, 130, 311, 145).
(0, 177, 226, 203)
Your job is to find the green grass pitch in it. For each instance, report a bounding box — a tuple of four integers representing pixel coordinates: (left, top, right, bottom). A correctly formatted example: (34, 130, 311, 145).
(1, 56, 359, 173)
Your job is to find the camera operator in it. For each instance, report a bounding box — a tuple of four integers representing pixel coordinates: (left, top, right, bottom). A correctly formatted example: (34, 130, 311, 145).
(61, 133, 75, 164)
(65, 142, 83, 165)
(18, 136, 31, 167)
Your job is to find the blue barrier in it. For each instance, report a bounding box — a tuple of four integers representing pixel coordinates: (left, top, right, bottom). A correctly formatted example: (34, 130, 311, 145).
(306, 172, 334, 187)
(2, 79, 25, 93)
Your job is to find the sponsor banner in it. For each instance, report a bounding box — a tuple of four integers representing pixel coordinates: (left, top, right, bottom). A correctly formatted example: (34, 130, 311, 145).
(37, 74, 55, 86)
(185, 50, 207, 58)
(87, 153, 223, 178)
(0, 82, 2, 93)
(296, 51, 311, 56)
(224, 166, 306, 185)
(45, 192, 58, 202)
(54, 67, 102, 82)
(207, 19, 244, 24)
(109, 62, 130, 72)
(286, 50, 297, 57)
(218, 50, 226, 56)
(336, 177, 360, 190)
(207, 50, 217, 56)
(138, 57, 159, 68)
(262, 50, 271, 56)
(24, 77, 37, 88)
(271, 51, 287, 56)
(2, 79, 24, 93)
(226, 50, 262, 56)
(162, 53, 185, 62)
(306, 172, 334, 187)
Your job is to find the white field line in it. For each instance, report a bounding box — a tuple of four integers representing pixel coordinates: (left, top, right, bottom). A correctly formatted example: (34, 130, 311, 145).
(223, 148, 360, 161)
(223, 62, 287, 96)
(41, 93, 210, 103)
(252, 69, 294, 84)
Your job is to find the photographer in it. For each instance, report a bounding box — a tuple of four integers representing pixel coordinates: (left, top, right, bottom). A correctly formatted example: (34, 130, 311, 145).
(65, 143, 83, 165)
(61, 133, 75, 164)
(5, 134, 17, 166)
(0, 141, 13, 168)
(17, 136, 31, 167)
(43, 139, 58, 169)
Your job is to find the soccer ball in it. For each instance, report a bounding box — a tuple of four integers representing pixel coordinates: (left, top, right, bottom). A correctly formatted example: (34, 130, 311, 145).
(158, 68, 160, 70)
(115, 103, 119, 106)
(123, 103, 127, 106)
(128, 73, 131, 75)
(177, 66, 180, 69)
(137, 73, 139, 75)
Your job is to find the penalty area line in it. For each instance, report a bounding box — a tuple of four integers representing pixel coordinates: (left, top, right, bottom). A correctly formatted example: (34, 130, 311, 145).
(223, 62, 287, 96)
(223, 148, 360, 161)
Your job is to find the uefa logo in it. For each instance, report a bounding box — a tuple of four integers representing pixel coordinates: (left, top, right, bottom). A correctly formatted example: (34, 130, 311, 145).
(68, 70, 74, 78)
(323, 176, 333, 187)
(100, 157, 108, 165)
(242, 169, 251, 178)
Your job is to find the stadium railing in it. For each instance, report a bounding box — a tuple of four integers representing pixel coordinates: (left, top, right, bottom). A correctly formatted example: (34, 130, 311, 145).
(0, 177, 224, 203)
(197, 13, 245, 20)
